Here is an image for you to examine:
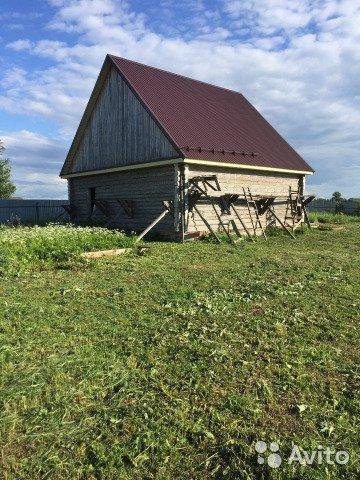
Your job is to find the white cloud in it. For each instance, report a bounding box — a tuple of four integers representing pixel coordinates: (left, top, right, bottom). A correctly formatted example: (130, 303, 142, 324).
(1, 130, 67, 199)
(6, 39, 32, 50)
(0, 0, 359, 197)
(225, 0, 339, 36)
(1, 66, 27, 88)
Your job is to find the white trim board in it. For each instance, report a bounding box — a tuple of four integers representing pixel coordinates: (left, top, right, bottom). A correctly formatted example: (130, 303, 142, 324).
(185, 158, 314, 176)
(61, 157, 314, 178)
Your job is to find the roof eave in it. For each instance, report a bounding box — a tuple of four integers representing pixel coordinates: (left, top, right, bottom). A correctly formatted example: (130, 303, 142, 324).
(184, 158, 314, 175)
(61, 157, 314, 179)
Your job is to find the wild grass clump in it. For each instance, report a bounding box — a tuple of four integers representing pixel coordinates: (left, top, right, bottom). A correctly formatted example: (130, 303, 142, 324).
(0, 224, 136, 275)
(308, 211, 360, 224)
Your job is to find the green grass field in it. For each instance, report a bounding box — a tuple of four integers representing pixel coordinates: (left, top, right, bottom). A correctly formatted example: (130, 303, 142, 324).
(0, 220, 359, 479)
(0, 224, 135, 276)
(308, 211, 360, 224)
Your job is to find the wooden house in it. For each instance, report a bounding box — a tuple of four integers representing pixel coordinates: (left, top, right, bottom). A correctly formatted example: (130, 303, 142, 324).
(60, 54, 314, 239)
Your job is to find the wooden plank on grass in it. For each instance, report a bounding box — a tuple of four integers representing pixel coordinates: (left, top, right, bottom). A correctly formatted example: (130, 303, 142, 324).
(82, 248, 132, 258)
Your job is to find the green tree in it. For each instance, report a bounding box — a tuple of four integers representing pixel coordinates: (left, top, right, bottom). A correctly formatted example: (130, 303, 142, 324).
(0, 141, 16, 198)
(331, 191, 343, 203)
(331, 191, 344, 213)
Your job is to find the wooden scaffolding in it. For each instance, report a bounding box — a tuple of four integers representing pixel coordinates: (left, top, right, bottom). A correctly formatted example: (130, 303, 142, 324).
(130, 174, 314, 243)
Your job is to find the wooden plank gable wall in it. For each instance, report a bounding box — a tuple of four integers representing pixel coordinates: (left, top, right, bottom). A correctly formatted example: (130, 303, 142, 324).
(69, 67, 179, 174)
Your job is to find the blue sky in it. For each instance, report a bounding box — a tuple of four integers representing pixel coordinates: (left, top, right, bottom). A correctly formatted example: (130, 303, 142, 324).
(0, 0, 359, 198)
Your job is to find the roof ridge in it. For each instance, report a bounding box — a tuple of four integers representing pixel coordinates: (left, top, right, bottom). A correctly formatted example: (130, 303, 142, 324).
(108, 53, 247, 98)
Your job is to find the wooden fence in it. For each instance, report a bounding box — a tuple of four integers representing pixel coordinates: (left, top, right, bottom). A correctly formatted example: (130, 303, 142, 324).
(0, 200, 69, 224)
(0, 198, 358, 225)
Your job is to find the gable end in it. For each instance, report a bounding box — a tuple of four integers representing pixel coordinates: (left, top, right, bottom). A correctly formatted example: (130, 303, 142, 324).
(61, 58, 181, 176)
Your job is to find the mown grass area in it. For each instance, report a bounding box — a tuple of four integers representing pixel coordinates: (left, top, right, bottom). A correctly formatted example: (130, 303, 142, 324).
(0, 224, 359, 479)
(0, 224, 135, 276)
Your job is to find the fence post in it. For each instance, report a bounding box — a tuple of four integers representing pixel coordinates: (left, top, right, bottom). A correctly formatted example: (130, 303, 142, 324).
(35, 203, 40, 223)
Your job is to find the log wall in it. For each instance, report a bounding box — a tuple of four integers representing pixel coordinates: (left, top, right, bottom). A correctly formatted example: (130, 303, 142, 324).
(68, 165, 176, 236)
(68, 163, 304, 239)
(185, 165, 302, 235)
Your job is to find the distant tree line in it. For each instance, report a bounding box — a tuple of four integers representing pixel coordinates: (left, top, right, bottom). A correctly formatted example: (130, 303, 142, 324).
(311, 192, 360, 215)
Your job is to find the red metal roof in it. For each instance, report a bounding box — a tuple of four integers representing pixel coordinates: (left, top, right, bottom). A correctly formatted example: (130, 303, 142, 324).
(109, 55, 313, 173)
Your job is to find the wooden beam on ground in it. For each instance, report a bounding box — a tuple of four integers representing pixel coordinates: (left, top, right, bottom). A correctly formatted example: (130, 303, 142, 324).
(82, 248, 132, 258)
